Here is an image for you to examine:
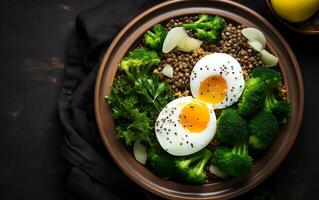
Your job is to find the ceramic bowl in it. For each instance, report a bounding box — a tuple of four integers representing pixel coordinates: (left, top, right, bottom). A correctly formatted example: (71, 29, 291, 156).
(95, 0, 304, 199)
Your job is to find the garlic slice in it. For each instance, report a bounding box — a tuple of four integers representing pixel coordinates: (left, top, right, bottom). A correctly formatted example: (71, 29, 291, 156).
(177, 36, 203, 52)
(241, 28, 266, 49)
(162, 27, 188, 53)
(162, 64, 174, 78)
(260, 49, 279, 67)
(133, 140, 147, 165)
(248, 40, 263, 52)
(209, 164, 228, 179)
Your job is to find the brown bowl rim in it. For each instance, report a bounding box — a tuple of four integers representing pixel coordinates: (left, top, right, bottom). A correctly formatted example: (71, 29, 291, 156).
(94, 0, 304, 199)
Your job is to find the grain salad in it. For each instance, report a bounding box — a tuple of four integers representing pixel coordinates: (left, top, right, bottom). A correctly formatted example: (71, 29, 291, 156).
(107, 14, 291, 184)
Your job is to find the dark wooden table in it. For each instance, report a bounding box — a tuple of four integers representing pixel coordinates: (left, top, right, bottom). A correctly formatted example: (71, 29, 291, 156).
(0, 0, 318, 199)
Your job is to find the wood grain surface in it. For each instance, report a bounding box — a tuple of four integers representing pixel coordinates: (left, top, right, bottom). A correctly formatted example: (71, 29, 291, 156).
(0, 0, 318, 199)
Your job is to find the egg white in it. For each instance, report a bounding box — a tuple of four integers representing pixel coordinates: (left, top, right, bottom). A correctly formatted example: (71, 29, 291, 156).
(190, 53, 245, 109)
(155, 96, 216, 156)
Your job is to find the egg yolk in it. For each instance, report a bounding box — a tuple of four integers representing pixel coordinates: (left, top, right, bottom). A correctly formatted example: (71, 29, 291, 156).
(180, 101, 210, 133)
(198, 75, 227, 105)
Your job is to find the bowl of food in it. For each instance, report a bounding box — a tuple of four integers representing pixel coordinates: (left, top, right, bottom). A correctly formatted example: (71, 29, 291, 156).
(94, 0, 304, 199)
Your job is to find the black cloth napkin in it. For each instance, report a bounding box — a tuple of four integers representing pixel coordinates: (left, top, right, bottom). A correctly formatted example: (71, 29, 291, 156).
(58, 0, 163, 199)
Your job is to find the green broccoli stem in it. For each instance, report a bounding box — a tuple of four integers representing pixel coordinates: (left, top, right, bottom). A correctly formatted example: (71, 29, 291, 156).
(145, 60, 158, 75)
(264, 92, 276, 112)
(130, 63, 144, 81)
(232, 142, 248, 156)
(146, 30, 156, 38)
(195, 150, 213, 172)
(177, 152, 204, 169)
(183, 23, 198, 29)
(123, 68, 137, 82)
(184, 22, 215, 30)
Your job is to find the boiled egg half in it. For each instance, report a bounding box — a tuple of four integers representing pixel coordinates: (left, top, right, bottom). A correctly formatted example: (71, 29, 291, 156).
(190, 53, 245, 109)
(155, 96, 216, 156)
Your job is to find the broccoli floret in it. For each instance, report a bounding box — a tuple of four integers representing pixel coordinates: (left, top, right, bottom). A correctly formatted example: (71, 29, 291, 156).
(144, 24, 167, 51)
(148, 151, 177, 178)
(251, 67, 292, 123)
(213, 141, 253, 176)
(175, 149, 213, 184)
(251, 67, 281, 89)
(265, 94, 292, 123)
(216, 108, 249, 145)
(183, 14, 225, 43)
(119, 48, 160, 81)
(238, 77, 267, 117)
(248, 111, 279, 150)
